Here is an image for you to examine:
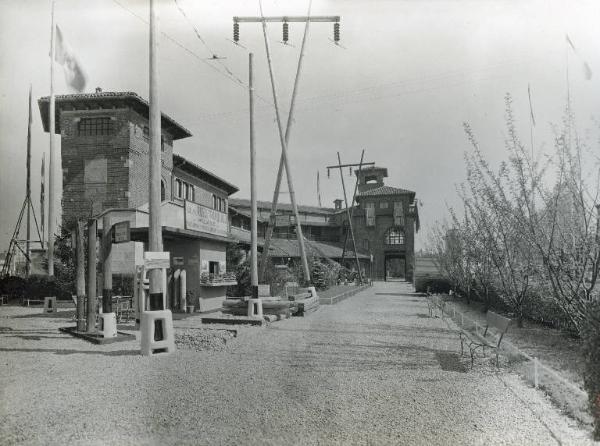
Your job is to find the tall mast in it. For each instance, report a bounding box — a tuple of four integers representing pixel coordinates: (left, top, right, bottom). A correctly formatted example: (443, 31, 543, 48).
(47, 0, 56, 276)
(26, 86, 32, 277)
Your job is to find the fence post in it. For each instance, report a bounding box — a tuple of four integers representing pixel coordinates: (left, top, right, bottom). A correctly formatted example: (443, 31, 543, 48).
(534, 357, 539, 389)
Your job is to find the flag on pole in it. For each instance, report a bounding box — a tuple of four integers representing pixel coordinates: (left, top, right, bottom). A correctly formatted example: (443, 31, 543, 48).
(55, 25, 87, 92)
(565, 34, 593, 80)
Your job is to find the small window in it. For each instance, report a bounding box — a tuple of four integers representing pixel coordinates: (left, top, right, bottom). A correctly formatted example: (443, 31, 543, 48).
(188, 185, 195, 202)
(209, 261, 220, 275)
(380, 201, 388, 209)
(393, 201, 404, 226)
(365, 202, 375, 227)
(176, 179, 183, 199)
(184, 183, 189, 200)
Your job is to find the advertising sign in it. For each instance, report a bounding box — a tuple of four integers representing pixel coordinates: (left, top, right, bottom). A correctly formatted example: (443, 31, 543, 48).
(112, 221, 131, 244)
(184, 201, 228, 237)
(144, 251, 170, 270)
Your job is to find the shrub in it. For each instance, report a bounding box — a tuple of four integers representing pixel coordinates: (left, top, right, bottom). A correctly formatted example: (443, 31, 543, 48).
(0, 276, 27, 301)
(415, 277, 451, 293)
(582, 301, 600, 440)
(311, 259, 341, 290)
(24, 274, 71, 300)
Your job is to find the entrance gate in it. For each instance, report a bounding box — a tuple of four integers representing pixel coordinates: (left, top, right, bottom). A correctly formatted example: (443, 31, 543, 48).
(384, 254, 405, 281)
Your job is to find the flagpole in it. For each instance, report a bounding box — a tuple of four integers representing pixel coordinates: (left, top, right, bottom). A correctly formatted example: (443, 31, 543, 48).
(48, 0, 56, 276)
(26, 85, 32, 277)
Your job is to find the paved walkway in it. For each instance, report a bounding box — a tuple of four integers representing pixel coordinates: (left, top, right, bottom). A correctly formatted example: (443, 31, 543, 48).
(0, 282, 595, 445)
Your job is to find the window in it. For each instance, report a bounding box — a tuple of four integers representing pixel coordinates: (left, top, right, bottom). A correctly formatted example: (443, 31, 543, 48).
(188, 185, 195, 202)
(365, 202, 375, 226)
(176, 179, 183, 199)
(384, 227, 405, 245)
(393, 201, 404, 226)
(380, 201, 388, 209)
(184, 183, 189, 201)
(78, 117, 113, 136)
(209, 261, 220, 275)
(213, 194, 227, 212)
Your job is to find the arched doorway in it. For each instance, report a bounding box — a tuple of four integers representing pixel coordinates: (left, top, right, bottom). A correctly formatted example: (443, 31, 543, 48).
(384, 254, 406, 281)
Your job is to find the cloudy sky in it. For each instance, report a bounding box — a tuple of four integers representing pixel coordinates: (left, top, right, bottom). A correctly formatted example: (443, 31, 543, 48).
(1, 0, 599, 253)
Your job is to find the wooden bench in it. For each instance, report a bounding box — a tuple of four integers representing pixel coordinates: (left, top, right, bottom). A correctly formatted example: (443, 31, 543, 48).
(22, 298, 44, 307)
(459, 311, 512, 367)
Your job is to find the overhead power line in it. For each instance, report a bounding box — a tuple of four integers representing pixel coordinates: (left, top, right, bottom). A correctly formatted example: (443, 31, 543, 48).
(111, 0, 273, 107)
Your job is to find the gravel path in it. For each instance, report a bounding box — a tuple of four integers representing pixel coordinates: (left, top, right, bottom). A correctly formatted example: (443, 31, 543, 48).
(0, 282, 596, 445)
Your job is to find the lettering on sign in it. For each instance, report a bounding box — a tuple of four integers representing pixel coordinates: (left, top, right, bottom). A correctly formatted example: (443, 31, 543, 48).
(184, 201, 228, 237)
(144, 251, 170, 270)
(112, 221, 131, 244)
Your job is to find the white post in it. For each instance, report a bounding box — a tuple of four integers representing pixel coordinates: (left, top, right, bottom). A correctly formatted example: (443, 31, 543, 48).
(180, 269, 187, 310)
(47, 0, 56, 276)
(249, 53, 258, 293)
(148, 0, 163, 298)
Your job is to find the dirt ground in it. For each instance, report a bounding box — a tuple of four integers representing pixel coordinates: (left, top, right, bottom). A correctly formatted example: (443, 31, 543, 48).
(0, 282, 597, 445)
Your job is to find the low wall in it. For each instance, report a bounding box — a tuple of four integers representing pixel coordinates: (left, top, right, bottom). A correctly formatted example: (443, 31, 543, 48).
(319, 284, 372, 305)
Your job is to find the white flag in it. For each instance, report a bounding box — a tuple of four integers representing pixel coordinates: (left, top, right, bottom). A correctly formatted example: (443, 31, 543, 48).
(55, 25, 87, 92)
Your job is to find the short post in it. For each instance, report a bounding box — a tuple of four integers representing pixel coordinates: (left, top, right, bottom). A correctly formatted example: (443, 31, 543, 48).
(534, 356, 539, 388)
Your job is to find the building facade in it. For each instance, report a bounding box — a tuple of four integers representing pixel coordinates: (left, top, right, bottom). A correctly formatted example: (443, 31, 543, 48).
(38, 90, 239, 311)
(229, 166, 419, 281)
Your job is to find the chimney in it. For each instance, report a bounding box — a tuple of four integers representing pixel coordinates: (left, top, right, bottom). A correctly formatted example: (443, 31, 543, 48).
(334, 199, 343, 210)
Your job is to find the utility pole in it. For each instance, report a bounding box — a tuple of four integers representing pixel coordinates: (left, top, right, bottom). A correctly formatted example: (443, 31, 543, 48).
(326, 154, 375, 284)
(102, 214, 113, 313)
(249, 52, 258, 297)
(48, 0, 56, 276)
(148, 0, 163, 299)
(234, 6, 341, 285)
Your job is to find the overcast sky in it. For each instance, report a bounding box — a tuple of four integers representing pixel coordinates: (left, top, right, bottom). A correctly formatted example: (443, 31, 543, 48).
(1, 0, 599, 253)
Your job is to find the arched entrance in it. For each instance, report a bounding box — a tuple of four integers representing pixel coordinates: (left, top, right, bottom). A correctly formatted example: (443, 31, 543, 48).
(384, 253, 406, 281)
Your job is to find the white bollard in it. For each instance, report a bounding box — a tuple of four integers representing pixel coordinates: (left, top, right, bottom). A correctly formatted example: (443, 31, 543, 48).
(98, 312, 117, 338)
(141, 310, 175, 356)
(247, 298, 263, 318)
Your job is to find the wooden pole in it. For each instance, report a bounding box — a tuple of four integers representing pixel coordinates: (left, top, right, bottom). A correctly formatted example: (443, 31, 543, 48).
(258, 1, 312, 284)
(48, 0, 56, 276)
(337, 152, 363, 284)
(75, 220, 86, 332)
(148, 0, 163, 297)
(340, 150, 365, 264)
(249, 53, 258, 295)
(26, 85, 33, 277)
(86, 218, 97, 332)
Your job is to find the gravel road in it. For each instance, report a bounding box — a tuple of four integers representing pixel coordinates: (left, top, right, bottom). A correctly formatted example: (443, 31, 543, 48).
(0, 281, 596, 445)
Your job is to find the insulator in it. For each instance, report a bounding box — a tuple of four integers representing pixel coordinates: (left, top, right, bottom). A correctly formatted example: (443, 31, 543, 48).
(333, 22, 340, 43)
(283, 22, 289, 43)
(327, 168, 330, 179)
(233, 22, 240, 42)
(349, 167, 352, 175)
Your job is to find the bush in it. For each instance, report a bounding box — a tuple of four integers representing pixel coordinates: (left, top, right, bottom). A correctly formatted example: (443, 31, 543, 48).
(24, 274, 71, 300)
(0, 276, 27, 301)
(311, 259, 341, 290)
(522, 291, 577, 332)
(415, 277, 451, 293)
(582, 301, 600, 440)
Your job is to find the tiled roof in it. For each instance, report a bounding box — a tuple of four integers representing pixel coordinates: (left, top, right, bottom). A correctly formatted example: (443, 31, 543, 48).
(173, 154, 238, 195)
(38, 91, 192, 140)
(229, 198, 335, 215)
(358, 186, 414, 197)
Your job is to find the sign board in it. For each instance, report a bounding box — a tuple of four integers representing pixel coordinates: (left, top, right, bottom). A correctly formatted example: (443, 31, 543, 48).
(184, 201, 228, 238)
(144, 251, 170, 270)
(201, 259, 209, 273)
(112, 221, 131, 244)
